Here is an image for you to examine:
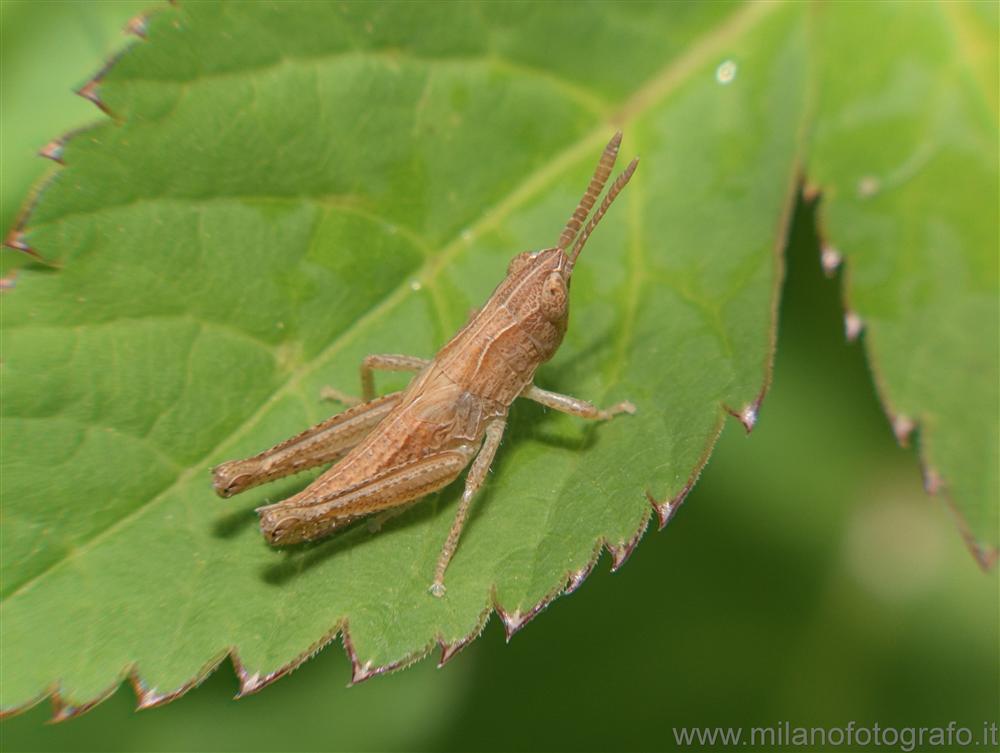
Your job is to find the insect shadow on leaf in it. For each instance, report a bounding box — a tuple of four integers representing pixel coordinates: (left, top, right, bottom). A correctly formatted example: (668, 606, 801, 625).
(260, 486, 455, 586)
(211, 478, 311, 540)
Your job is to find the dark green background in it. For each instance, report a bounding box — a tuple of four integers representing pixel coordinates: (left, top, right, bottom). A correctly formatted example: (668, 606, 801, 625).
(2, 2, 996, 751)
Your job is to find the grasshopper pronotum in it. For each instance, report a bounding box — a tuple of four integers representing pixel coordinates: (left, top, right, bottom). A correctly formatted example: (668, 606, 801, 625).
(213, 132, 639, 596)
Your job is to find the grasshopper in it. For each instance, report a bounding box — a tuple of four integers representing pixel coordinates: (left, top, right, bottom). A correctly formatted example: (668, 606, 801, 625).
(213, 132, 638, 597)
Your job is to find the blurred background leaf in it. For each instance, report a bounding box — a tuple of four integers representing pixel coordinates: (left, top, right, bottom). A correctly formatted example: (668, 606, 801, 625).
(1, 0, 150, 249)
(809, 0, 998, 565)
(1, 1, 996, 749)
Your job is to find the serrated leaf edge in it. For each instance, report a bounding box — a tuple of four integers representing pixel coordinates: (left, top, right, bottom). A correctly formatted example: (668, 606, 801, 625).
(2, 2, 159, 262)
(0, 0, 796, 720)
(810, 193, 999, 572)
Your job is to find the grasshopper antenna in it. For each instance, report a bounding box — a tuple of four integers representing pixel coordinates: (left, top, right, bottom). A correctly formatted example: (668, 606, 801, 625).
(568, 155, 638, 267)
(557, 131, 622, 251)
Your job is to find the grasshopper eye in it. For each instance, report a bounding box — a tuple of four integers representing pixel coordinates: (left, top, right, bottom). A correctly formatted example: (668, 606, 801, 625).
(507, 251, 534, 276)
(539, 271, 567, 321)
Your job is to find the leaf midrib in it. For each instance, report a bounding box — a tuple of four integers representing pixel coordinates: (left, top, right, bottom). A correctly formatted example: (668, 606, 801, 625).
(3, 0, 777, 605)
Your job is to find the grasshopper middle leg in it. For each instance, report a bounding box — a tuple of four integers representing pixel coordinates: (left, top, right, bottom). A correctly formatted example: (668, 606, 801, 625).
(431, 417, 507, 597)
(361, 354, 431, 401)
(322, 353, 430, 406)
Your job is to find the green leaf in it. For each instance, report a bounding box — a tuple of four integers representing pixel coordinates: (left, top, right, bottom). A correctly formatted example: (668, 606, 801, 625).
(4, 0, 995, 719)
(2, 0, 803, 713)
(808, 1, 999, 567)
(0, 0, 152, 241)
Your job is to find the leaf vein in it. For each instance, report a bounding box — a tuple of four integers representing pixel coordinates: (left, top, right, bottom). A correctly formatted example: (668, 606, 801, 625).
(3, 0, 778, 610)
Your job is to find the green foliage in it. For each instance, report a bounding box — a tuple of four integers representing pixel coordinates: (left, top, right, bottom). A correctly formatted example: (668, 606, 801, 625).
(0, 0, 151, 238)
(808, 1, 998, 561)
(1, 0, 995, 717)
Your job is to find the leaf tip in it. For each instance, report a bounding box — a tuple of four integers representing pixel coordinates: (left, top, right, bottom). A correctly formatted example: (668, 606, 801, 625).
(608, 520, 647, 573)
(3, 229, 47, 264)
(349, 659, 377, 685)
(972, 544, 999, 572)
(437, 638, 470, 668)
(124, 13, 149, 38)
(231, 653, 270, 698)
(820, 245, 842, 277)
(802, 181, 822, 202)
(844, 310, 864, 341)
(48, 687, 111, 724)
(891, 413, 916, 447)
(723, 401, 759, 434)
(494, 589, 560, 642)
(38, 137, 66, 164)
(938, 493, 1000, 573)
(648, 489, 682, 530)
(4, 229, 29, 253)
(496, 606, 528, 642)
(437, 600, 495, 669)
(564, 559, 597, 595)
(922, 466, 943, 496)
(341, 625, 412, 686)
(76, 79, 113, 117)
(129, 673, 170, 711)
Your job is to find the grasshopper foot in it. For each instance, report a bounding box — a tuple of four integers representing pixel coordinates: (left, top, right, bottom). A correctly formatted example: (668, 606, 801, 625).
(429, 582, 447, 598)
(611, 400, 637, 416)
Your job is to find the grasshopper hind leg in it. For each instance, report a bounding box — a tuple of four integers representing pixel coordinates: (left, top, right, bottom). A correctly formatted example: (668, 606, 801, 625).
(212, 392, 402, 497)
(257, 445, 478, 546)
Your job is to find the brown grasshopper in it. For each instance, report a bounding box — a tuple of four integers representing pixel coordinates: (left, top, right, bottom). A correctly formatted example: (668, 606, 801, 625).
(213, 132, 638, 597)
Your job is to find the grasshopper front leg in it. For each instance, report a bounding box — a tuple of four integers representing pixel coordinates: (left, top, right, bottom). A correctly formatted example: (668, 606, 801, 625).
(521, 384, 636, 421)
(212, 392, 402, 497)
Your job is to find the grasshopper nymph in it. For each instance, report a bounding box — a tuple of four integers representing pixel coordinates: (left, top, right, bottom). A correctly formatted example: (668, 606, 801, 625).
(213, 132, 639, 597)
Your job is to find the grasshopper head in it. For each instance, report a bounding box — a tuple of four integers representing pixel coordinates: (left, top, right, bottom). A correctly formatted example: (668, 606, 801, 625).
(503, 247, 572, 326)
